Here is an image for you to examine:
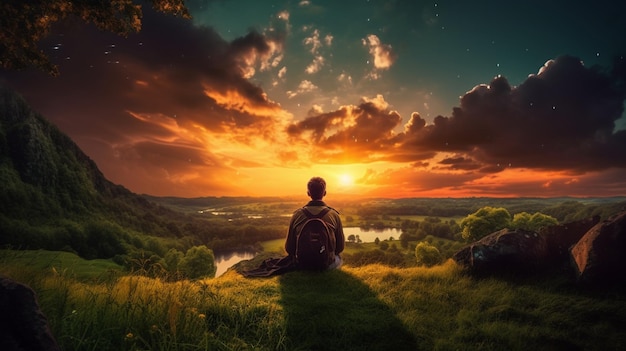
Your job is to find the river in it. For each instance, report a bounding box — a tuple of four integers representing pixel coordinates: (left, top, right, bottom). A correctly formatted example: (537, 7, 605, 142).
(213, 227, 402, 276)
(214, 250, 256, 277)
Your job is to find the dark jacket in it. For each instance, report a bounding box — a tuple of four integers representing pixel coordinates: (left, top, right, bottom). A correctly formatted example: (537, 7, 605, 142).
(285, 200, 345, 257)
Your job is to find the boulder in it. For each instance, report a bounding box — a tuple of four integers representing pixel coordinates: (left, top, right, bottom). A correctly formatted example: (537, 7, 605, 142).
(570, 211, 626, 286)
(453, 228, 548, 273)
(540, 215, 601, 260)
(0, 276, 61, 351)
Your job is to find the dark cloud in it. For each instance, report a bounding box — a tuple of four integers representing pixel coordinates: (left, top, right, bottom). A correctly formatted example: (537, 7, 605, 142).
(399, 55, 626, 172)
(286, 96, 402, 162)
(2, 6, 285, 130)
(437, 156, 482, 171)
(0, 6, 287, 195)
(286, 55, 626, 173)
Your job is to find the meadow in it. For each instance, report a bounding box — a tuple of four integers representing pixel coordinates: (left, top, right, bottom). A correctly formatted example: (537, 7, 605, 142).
(2, 249, 625, 351)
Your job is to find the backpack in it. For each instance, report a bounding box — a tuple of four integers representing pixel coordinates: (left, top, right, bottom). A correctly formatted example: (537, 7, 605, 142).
(295, 207, 334, 270)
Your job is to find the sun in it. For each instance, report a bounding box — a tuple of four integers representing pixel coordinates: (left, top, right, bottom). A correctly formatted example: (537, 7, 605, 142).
(338, 173, 354, 188)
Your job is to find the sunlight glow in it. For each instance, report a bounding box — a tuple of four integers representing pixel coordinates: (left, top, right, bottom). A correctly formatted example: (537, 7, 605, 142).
(338, 173, 354, 188)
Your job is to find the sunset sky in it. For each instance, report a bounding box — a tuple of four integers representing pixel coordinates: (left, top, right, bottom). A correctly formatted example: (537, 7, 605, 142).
(2, 0, 626, 198)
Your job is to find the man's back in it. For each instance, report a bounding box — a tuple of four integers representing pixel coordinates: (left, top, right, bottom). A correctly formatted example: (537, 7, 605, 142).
(285, 201, 344, 260)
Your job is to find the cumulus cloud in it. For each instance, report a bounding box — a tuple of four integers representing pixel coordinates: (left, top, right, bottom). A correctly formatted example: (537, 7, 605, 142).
(303, 28, 323, 54)
(396, 55, 626, 172)
(324, 34, 334, 46)
(286, 94, 403, 162)
(277, 10, 290, 21)
(273, 66, 287, 86)
(305, 55, 325, 74)
(302, 27, 333, 75)
(337, 72, 353, 86)
(362, 34, 396, 78)
(284, 55, 626, 175)
(287, 79, 318, 98)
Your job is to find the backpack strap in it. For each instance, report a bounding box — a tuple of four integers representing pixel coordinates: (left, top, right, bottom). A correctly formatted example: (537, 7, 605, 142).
(302, 207, 331, 219)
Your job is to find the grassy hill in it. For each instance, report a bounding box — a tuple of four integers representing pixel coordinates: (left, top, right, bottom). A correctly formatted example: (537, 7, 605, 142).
(1, 249, 625, 350)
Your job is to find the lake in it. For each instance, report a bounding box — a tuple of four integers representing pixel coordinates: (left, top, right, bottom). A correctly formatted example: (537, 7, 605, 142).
(343, 227, 402, 243)
(213, 227, 402, 276)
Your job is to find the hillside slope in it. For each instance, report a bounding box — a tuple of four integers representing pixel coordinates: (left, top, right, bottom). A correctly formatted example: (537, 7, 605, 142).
(0, 85, 209, 258)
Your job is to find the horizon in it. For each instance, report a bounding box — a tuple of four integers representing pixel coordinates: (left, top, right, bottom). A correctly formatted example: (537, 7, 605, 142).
(2, 0, 626, 198)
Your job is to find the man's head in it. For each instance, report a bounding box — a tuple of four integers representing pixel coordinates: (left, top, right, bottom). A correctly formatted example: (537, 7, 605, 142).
(307, 177, 326, 200)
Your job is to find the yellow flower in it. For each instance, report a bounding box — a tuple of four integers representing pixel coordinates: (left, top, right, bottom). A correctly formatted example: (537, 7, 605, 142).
(198, 313, 206, 319)
(125, 332, 134, 340)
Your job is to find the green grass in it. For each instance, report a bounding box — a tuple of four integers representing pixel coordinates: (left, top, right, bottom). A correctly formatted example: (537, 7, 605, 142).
(260, 239, 286, 253)
(1, 250, 625, 350)
(0, 249, 123, 281)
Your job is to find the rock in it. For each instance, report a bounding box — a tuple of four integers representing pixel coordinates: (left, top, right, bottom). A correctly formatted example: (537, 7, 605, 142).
(540, 215, 601, 260)
(570, 211, 626, 286)
(453, 228, 548, 274)
(0, 276, 61, 351)
(453, 216, 603, 275)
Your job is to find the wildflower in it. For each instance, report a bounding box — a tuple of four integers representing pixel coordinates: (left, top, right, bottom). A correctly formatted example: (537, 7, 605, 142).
(125, 332, 134, 340)
(198, 313, 206, 319)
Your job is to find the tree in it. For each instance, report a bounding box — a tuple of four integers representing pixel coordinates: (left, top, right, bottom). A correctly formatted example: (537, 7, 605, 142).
(1, 0, 190, 75)
(414, 242, 441, 267)
(178, 245, 216, 279)
(164, 248, 184, 272)
(511, 212, 558, 231)
(347, 234, 356, 243)
(460, 206, 511, 242)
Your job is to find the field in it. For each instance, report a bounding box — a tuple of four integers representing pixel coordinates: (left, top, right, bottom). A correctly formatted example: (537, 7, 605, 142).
(2, 249, 625, 351)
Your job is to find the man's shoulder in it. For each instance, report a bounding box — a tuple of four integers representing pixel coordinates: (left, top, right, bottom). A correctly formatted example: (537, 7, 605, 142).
(301, 204, 339, 215)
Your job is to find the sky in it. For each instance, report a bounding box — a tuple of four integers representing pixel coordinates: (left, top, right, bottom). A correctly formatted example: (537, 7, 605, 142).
(2, 0, 626, 198)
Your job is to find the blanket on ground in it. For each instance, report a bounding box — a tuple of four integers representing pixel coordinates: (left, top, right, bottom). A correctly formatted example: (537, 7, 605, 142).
(241, 256, 296, 277)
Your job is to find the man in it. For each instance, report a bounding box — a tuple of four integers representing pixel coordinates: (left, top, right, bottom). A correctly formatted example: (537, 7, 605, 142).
(285, 177, 345, 269)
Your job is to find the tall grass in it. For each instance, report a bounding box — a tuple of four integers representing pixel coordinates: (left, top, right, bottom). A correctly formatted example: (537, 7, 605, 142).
(2, 250, 625, 350)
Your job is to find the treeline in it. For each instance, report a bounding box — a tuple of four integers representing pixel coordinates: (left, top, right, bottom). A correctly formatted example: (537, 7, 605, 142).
(351, 197, 626, 222)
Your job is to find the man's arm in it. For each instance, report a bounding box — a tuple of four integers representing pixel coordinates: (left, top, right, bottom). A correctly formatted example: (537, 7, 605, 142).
(285, 213, 298, 256)
(334, 212, 345, 255)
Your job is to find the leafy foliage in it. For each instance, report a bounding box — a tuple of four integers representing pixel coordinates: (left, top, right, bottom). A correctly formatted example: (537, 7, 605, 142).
(510, 211, 558, 231)
(461, 206, 512, 241)
(178, 245, 216, 279)
(414, 241, 442, 267)
(0, 0, 190, 75)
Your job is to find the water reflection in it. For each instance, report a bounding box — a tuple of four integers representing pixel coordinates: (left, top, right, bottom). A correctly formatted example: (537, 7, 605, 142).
(343, 227, 402, 243)
(213, 227, 402, 276)
(214, 251, 256, 276)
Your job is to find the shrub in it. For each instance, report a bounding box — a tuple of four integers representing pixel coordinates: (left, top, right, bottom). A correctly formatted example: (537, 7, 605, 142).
(178, 245, 216, 279)
(415, 241, 442, 267)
